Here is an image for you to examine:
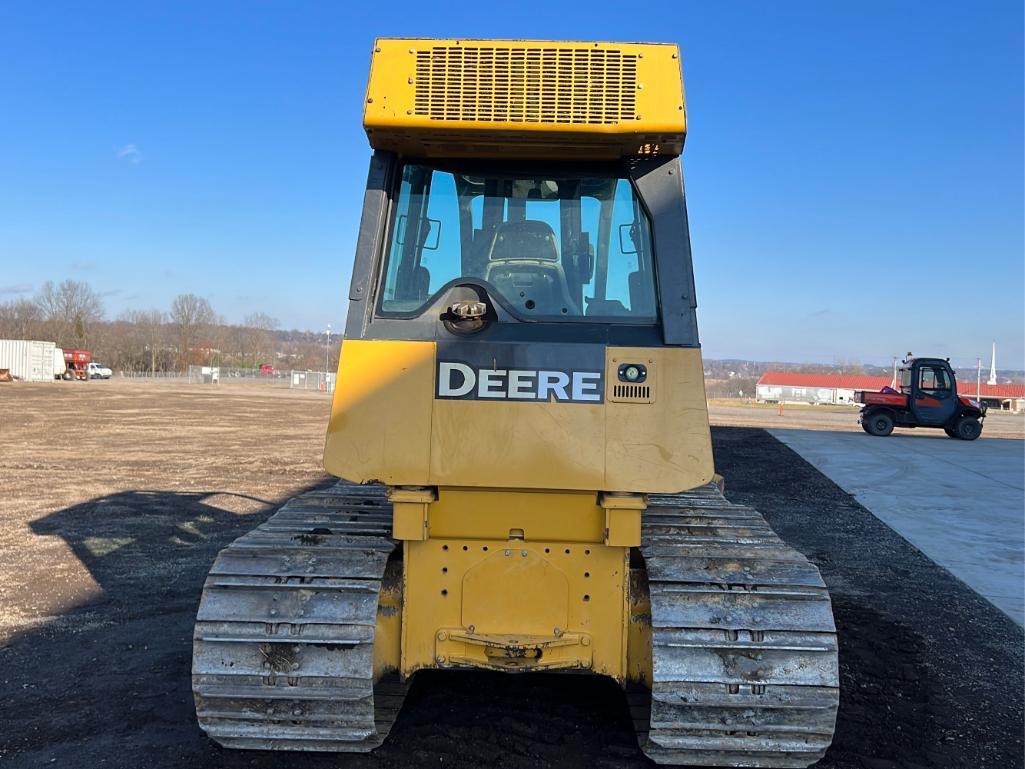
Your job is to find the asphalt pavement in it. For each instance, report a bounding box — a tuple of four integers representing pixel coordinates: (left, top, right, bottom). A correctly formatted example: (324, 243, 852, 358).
(770, 428, 1025, 625)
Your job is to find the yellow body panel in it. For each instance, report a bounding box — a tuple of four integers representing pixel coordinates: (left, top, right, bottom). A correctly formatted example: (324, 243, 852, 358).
(605, 347, 713, 492)
(424, 487, 606, 542)
(400, 488, 629, 679)
(326, 342, 713, 494)
(364, 38, 686, 159)
(429, 396, 605, 490)
(324, 340, 434, 485)
(600, 492, 646, 547)
(390, 486, 436, 541)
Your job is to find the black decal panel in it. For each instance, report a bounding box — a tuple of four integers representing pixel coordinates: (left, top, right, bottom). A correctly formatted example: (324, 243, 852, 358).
(435, 342, 605, 404)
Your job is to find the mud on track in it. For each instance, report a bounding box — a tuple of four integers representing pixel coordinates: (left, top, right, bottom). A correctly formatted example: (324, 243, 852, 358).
(0, 382, 1021, 768)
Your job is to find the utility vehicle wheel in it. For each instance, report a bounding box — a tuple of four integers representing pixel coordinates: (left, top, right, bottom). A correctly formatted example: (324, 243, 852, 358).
(861, 421, 873, 434)
(954, 417, 982, 441)
(943, 427, 958, 439)
(864, 411, 894, 437)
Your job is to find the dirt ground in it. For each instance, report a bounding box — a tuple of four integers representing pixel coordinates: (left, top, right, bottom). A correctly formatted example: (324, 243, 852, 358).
(1, 380, 1022, 769)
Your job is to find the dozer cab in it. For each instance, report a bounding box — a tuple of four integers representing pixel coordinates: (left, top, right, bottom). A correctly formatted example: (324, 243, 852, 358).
(192, 39, 839, 767)
(857, 356, 986, 439)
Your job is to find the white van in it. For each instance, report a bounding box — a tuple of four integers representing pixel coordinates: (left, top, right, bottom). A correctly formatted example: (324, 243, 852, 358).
(87, 361, 113, 379)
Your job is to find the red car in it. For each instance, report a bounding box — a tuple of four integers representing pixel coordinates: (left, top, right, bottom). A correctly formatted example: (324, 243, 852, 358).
(259, 363, 276, 376)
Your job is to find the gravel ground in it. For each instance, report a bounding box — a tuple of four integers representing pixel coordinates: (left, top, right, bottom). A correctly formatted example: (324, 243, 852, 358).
(0, 382, 1021, 768)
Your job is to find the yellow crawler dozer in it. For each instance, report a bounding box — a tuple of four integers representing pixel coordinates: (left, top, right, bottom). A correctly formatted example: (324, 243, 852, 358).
(192, 38, 839, 767)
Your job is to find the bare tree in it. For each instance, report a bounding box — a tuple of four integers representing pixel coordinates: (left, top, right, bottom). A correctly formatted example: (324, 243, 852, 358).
(237, 312, 278, 367)
(120, 309, 166, 374)
(244, 312, 278, 331)
(35, 279, 104, 347)
(0, 298, 43, 339)
(6, 280, 344, 376)
(170, 294, 216, 371)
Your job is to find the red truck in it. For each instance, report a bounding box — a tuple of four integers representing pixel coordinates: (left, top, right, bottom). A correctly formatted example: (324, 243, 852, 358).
(856, 356, 985, 440)
(62, 349, 91, 381)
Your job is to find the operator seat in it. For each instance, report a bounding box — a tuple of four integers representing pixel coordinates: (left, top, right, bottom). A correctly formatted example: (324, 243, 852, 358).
(485, 220, 579, 316)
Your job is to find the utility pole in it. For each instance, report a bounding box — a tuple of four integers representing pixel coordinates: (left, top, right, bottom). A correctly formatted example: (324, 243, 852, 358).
(324, 324, 332, 393)
(977, 357, 982, 401)
(891, 356, 898, 389)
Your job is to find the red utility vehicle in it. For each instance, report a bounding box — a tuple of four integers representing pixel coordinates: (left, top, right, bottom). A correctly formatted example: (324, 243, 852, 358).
(62, 349, 91, 381)
(258, 363, 276, 376)
(856, 356, 985, 440)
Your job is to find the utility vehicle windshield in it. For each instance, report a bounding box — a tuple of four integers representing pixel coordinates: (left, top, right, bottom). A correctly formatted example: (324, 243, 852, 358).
(378, 163, 658, 322)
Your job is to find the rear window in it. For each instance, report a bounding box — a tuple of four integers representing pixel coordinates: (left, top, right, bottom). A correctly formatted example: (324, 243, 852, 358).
(378, 163, 658, 322)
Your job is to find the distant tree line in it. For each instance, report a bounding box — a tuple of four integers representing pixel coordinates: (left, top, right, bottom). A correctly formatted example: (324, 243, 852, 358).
(0, 279, 338, 374)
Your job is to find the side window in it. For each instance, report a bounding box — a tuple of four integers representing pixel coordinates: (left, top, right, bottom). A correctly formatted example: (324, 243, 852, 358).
(421, 172, 461, 295)
(919, 367, 950, 394)
(900, 368, 912, 390)
(607, 180, 655, 315)
(578, 181, 655, 319)
(383, 176, 412, 302)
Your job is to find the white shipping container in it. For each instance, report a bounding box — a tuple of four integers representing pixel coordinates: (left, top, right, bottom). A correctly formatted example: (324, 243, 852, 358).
(0, 339, 61, 382)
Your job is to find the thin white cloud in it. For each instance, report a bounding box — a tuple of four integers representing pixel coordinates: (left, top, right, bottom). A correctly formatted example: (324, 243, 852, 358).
(0, 283, 32, 295)
(116, 143, 143, 164)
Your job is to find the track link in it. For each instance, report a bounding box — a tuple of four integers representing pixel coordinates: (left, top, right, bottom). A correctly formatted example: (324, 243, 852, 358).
(633, 483, 839, 767)
(192, 483, 406, 751)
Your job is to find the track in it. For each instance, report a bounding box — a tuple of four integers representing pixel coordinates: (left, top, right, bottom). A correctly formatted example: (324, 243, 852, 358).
(194, 481, 838, 766)
(634, 483, 839, 767)
(192, 483, 406, 751)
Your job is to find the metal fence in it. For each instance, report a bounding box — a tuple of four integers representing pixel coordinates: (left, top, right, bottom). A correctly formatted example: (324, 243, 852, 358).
(119, 370, 191, 383)
(185, 365, 335, 393)
(287, 370, 336, 393)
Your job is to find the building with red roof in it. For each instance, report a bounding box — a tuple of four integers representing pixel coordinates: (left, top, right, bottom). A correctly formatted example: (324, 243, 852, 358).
(756, 371, 1025, 412)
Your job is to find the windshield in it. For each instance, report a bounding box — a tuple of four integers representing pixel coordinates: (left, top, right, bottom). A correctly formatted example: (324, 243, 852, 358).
(378, 163, 658, 322)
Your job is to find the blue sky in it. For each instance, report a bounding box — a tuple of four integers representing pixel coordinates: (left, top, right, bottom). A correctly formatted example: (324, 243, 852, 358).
(1, 1, 1022, 367)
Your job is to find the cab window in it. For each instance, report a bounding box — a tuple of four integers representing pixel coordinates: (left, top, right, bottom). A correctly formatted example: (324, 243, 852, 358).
(377, 163, 658, 322)
(919, 366, 951, 397)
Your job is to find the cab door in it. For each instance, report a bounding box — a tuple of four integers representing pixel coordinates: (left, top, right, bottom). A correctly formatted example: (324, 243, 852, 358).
(910, 363, 957, 425)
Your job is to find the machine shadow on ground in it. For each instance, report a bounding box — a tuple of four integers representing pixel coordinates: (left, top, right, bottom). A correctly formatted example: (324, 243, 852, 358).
(2, 428, 1022, 769)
